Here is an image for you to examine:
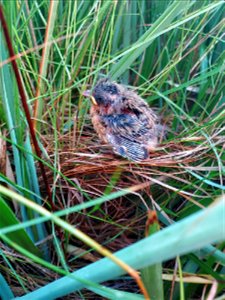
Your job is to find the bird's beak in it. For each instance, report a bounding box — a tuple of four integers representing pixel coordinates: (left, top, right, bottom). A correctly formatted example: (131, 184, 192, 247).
(82, 90, 97, 105)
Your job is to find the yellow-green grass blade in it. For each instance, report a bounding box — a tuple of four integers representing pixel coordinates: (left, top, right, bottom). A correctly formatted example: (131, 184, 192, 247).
(4, 190, 224, 300)
(33, 0, 59, 128)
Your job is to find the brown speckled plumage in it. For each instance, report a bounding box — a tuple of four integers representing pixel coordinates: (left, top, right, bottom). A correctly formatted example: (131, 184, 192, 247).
(84, 79, 162, 161)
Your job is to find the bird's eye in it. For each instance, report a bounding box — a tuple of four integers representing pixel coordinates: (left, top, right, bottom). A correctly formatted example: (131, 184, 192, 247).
(104, 85, 118, 95)
(95, 95, 104, 104)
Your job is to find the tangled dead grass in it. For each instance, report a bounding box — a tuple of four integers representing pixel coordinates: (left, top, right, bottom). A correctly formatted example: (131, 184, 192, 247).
(1, 113, 224, 298)
(37, 115, 224, 255)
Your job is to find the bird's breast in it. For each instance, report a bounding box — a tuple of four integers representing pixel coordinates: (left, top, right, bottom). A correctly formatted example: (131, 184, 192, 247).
(90, 106, 108, 143)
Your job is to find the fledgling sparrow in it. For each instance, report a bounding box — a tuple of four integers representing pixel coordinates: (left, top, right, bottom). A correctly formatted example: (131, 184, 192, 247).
(83, 79, 162, 161)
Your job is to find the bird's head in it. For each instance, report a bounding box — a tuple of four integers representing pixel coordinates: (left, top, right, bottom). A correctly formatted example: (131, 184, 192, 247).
(83, 79, 122, 107)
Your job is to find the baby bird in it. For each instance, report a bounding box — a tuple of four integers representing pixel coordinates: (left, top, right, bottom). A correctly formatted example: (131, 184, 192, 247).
(83, 79, 161, 161)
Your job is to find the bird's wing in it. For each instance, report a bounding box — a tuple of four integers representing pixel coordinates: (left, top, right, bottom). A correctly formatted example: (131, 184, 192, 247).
(107, 133, 148, 161)
(102, 114, 149, 161)
(102, 114, 149, 136)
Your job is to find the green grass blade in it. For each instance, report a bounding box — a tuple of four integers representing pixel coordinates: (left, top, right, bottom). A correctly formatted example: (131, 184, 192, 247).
(88, 285, 144, 300)
(1, 1, 225, 298)
(34, 0, 59, 125)
(0, 195, 42, 258)
(110, 1, 224, 79)
(110, 1, 193, 79)
(0, 8, 49, 256)
(0, 273, 14, 300)
(141, 211, 164, 300)
(5, 191, 224, 299)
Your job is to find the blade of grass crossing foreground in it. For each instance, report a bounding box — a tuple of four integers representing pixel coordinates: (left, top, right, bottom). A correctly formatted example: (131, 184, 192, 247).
(87, 285, 144, 300)
(0, 274, 14, 300)
(2, 186, 223, 300)
(0, 184, 151, 299)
